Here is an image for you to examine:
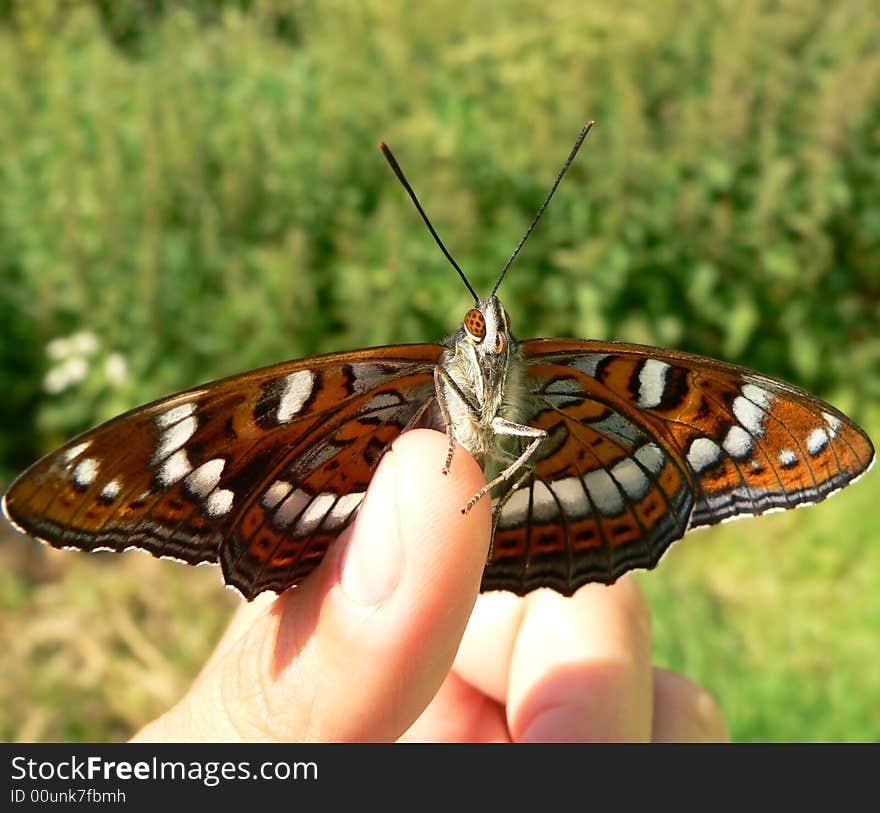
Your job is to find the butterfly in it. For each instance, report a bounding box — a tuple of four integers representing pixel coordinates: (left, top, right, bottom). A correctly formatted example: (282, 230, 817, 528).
(3, 122, 874, 600)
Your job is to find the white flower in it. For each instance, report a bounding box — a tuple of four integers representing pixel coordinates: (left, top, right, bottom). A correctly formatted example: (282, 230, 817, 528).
(43, 365, 69, 394)
(46, 337, 71, 361)
(104, 353, 128, 385)
(45, 330, 100, 360)
(43, 356, 89, 394)
(65, 356, 88, 384)
(70, 331, 99, 356)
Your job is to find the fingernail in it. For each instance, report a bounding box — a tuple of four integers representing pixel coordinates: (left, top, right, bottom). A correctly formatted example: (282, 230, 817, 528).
(339, 449, 403, 606)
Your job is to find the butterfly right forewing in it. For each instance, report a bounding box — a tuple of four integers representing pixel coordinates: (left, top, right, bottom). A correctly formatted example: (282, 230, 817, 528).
(3, 344, 444, 599)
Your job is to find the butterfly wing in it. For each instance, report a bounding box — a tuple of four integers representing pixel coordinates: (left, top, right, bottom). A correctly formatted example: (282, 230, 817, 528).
(3, 344, 443, 599)
(482, 338, 875, 595)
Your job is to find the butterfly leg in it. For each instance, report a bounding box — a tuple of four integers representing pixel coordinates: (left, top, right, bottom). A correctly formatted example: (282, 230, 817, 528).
(462, 418, 546, 514)
(486, 467, 533, 561)
(434, 366, 476, 475)
(402, 391, 438, 433)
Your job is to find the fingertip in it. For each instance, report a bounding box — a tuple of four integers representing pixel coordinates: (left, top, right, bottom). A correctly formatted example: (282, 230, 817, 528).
(337, 429, 489, 604)
(390, 428, 491, 592)
(652, 667, 730, 742)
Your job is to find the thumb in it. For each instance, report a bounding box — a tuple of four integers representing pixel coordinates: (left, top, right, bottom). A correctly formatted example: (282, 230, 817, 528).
(132, 428, 491, 742)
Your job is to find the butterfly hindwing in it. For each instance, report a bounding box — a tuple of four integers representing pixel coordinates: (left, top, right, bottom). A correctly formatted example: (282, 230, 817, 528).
(480, 339, 874, 595)
(2, 345, 442, 598)
(485, 379, 693, 594)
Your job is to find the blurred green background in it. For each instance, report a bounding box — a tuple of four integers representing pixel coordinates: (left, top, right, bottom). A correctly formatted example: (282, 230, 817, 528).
(0, 0, 878, 742)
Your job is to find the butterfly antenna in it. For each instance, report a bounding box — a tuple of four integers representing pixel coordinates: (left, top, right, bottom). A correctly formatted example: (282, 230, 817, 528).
(490, 120, 595, 296)
(380, 141, 479, 303)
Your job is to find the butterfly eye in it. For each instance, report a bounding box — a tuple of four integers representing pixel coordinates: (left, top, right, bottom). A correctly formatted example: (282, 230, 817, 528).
(464, 308, 486, 341)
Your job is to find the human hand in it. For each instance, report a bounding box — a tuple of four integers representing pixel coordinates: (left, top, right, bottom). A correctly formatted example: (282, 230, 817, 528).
(131, 429, 728, 742)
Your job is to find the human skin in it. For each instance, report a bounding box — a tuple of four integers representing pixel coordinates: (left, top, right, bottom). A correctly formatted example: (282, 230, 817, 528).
(131, 429, 728, 742)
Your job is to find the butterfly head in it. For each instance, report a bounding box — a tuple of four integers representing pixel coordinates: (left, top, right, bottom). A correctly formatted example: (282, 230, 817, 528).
(462, 296, 512, 358)
(442, 295, 519, 426)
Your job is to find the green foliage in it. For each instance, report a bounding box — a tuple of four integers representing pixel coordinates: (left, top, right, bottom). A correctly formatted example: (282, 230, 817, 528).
(0, 0, 878, 466)
(0, 0, 878, 742)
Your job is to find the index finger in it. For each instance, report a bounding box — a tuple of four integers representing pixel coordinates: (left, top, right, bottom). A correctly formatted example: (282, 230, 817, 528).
(455, 577, 654, 742)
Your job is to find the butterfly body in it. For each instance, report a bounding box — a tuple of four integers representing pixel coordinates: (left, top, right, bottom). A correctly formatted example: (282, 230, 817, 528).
(437, 297, 542, 504)
(440, 297, 518, 457)
(2, 125, 875, 600)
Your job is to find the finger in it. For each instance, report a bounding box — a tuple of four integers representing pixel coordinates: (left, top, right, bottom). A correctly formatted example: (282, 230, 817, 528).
(507, 577, 653, 742)
(652, 667, 729, 742)
(453, 590, 525, 703)
(131, 428, 491, 742)
(398, 671, 509, 743)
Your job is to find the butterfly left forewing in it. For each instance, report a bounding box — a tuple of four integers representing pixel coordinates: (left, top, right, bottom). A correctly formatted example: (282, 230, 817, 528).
(3, 345, 442, 598)
(481, 338, 874, 595)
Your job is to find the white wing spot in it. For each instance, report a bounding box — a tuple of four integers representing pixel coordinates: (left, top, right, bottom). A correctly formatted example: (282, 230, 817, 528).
(154, 415, 197, 462)
(185, 458, 225, 498)
(156, 449, 192, 486)
(742, 383, 773, 410)
(778, 448, 798, 467)
(155, 402, 196, 429)
(611, 458, 650, 501)
(99, 478, 122, 500)
(262, 480, 293, 510)
(722, 425, 754, 460)
(733, 394, 768, 437)
(591, 413, 644, 444)
(294, 492, 336, 535)
(542, 377, 587, 399)
(634, 443, 665, 474)
(363, 391, 402, 411)
(205, 489, 234, 517)
(807, 428, 829, 456)
(349, 363, 390, 393)
(73, 457, 99, 487)
(531, 480, 559, 522)
(568, 355, 608, 377)
(584, 469, 625, 516)
(63, 441, 92, 464)
(551, 476, 590, 519)
(277, 370, 315, 422)
(325, 491, 365, 530)
(274, 488, 312, 528)
(823, 412, 842, 438)
(498, 487, 532, 528)
(687, 437, 723, 473)
(637, 359, 671, 409)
